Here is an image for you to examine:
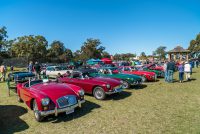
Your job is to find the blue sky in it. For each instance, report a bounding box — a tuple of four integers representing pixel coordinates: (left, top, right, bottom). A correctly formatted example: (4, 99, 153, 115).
(0, 0, 200, 55)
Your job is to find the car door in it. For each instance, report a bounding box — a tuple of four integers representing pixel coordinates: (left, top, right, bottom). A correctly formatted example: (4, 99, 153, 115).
(20, 83, 32, 106)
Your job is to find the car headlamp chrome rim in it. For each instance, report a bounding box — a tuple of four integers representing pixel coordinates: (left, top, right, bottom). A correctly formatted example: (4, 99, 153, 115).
(78, 89, 85, 96)
(106, 84, 111, 89)
(41, 98, 50, 106)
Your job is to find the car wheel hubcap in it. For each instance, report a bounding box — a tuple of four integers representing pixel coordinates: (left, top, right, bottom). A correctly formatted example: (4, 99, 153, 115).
(122, 81, 128, 88)
(95, 89, 103, 99)
(142, 77, 146, 82)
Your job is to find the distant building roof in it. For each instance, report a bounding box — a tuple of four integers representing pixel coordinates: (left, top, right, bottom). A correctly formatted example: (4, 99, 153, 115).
(168, 46, 190, 53)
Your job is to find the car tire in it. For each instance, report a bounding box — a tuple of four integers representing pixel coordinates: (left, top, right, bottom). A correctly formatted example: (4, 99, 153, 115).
(33, 100, 44, 122)
(122, 80, 130, 89)
(141, 76, 147, 82)
(93, 87, 106, 100)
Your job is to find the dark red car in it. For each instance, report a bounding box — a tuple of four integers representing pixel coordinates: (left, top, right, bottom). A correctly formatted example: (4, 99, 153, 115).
(119, 66, 157, 82)
(58, 70, 124, 100)
(17, 79, 85, 122)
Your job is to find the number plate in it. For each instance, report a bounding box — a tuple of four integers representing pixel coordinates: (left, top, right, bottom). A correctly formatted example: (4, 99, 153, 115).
(66, 109, 74, 115)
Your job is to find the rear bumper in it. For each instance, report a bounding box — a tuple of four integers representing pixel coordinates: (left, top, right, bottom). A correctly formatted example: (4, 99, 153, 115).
(39, 100, 85, 116)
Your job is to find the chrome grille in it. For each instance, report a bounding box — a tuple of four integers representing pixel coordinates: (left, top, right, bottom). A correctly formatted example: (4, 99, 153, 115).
(57, 95, 77, 108)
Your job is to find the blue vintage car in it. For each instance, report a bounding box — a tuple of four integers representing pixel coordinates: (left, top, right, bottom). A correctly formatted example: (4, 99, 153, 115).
(8, 72, 35, 83)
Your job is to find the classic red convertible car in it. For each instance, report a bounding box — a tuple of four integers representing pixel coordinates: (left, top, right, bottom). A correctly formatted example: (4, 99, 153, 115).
(119, 66, 156, 82)
(17, 79, 85, 122)
(58, 70, 124, 100)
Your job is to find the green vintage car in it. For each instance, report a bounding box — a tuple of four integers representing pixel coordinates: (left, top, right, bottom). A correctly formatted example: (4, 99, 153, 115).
(142, 67, 164, 77)
(97, 67, 142, 88)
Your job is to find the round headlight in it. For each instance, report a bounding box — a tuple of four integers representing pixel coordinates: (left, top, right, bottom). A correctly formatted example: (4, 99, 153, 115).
(106, 84, 111, 89)
(41, 98, 50, 106)
(78, 89, 85, 96)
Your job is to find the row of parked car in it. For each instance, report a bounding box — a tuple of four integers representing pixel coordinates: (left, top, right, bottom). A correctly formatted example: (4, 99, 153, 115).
(7, 63, 164, 122)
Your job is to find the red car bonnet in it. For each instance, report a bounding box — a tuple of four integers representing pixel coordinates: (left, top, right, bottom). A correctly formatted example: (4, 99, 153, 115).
(30, 83, 79, 105)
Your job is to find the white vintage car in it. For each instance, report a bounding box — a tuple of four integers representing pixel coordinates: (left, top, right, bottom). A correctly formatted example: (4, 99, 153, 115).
(45, 66, 72, 78)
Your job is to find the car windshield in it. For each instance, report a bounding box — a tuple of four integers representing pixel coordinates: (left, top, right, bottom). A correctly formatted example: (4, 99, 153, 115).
(82, 71, 100, 78)
(24, 80, 43, 88)
(55, 67, 63, 71)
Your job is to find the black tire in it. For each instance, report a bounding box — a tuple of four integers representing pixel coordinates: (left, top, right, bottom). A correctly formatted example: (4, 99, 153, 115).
(33, 100, 44, 122)
(93, 87, 106, 100)
(141, 76, 147, 82)
(122, 80, 130, 89)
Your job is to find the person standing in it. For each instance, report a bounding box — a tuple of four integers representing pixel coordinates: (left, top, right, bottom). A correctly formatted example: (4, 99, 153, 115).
(167, 60, 175, 83)
(184, 61, 191, 81)
(33, 62, 41, 79)
(178, 62, 184, 83)
(196, 60, 199, 68)
(28, 61, 33, 72)
(0, 65, 6, 81)
(10, 65, 14, 73)
(163, 61, 168, 82)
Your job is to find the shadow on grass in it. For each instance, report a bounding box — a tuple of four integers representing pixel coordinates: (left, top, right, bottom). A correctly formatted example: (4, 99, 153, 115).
(183, 78, 197, 83)
(105, 91, 132, 101)
(0, 105, 29, 134)
(131, 84, 147, 90)
(44, 100, 101, 123)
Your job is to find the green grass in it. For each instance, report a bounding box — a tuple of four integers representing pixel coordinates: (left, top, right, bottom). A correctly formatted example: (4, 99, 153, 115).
(1, 68, 200, 134)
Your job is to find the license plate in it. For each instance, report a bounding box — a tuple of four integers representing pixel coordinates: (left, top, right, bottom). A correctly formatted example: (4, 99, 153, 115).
(66, 109, 74, 115)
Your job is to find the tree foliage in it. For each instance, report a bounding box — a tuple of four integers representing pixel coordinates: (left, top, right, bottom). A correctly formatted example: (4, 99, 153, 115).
(188, 33, 200, 53)
(0, 26, 8, 51)
(154, 46, 167, 59)
(74, 38, 106, 61)
(11, 35, 48, 62)
(113, 53, 136, 61)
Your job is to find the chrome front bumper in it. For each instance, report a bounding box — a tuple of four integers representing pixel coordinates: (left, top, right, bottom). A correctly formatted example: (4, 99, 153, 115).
(39, 100, 85, 116)
(131, 81, 142, 86)
(105, 87, 124, 95)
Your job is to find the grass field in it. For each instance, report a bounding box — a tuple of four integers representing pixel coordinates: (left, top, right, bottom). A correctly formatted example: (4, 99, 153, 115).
(0, 68, 200, 134)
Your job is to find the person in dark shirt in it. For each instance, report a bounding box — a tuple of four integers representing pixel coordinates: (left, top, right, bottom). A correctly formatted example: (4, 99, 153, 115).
(167, 60, 175, 83)
(33, 62, 41, 79)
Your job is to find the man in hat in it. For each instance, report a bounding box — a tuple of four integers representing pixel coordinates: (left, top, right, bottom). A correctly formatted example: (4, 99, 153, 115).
(184, 61, 191, 81)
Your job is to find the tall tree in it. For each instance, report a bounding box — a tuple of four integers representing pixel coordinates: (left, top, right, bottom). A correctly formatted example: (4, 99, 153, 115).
(188, 33, 200, 53)
(140, 52, 147, 60)
(0, 26, 8, 51)
(155, 46, 167, 59)
(11, 35, 48, 62)
(78, 38, 105, 61)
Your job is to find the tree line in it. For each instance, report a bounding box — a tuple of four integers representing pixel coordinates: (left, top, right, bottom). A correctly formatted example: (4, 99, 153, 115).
(1, 26, 199, 64)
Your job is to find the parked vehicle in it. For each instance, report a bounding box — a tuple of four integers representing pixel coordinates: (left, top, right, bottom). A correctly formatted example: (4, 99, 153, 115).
(58, 69, 124, 100)
(8, 71, 35, 83)
(141, 66, 164, 78)
(119, 66, 156, 82)
(97, 67, 142, 88)
(45, 66, 72, 78)
(16, 79, 85, 122)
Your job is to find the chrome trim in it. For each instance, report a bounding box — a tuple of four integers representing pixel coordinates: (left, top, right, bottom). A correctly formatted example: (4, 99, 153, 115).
(105, 87, 124, 95)
(39, 100, 85, 116)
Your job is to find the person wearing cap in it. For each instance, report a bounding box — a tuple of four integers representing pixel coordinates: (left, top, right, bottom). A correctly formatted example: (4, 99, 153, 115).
(184, 61, 191, 81)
